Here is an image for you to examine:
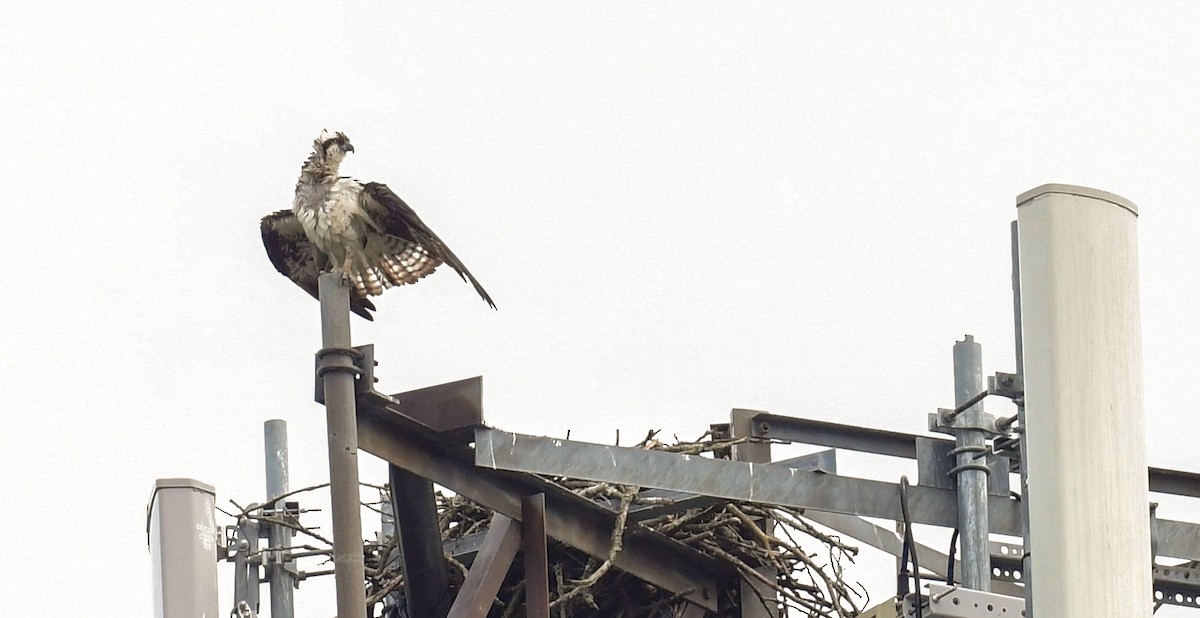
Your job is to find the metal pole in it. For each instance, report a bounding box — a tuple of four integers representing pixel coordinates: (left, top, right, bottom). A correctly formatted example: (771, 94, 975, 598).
(730, 409, 779, 618)
(317, 273, 368, 618)
(952, 336, 990, 591)
(264, 420, 295, 618)
(1010, 220, 1034, 613)
(1017, 184, 1151, 616)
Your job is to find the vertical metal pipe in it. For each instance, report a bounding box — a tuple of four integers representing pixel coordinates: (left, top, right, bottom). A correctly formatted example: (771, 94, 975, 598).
(730, 409, 779, 618)
(952, 336, 990, 591)
(317, 273, 368, 618)
(1010, 220, 1034, 613)
(264, 420, 295, 618)
(1017, 184, 1150, 616)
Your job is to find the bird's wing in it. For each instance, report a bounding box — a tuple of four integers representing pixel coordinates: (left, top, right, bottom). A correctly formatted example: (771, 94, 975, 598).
(360, 182, 496, 308)
(260, 209, 378, 320)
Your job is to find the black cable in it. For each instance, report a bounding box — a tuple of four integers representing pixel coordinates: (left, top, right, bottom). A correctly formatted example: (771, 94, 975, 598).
(947, 528, 960, 585)
(900, 476, 924, 618)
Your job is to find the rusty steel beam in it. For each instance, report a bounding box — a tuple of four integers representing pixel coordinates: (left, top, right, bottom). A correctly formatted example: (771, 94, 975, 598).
(447, 514, 522, 618)
(390, 464, 452, 618)
(356, 412, 725, 611)
(522, 494, 550, 618)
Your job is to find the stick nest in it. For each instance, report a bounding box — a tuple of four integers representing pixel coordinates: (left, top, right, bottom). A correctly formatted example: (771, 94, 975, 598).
(366, 430, 867, 617)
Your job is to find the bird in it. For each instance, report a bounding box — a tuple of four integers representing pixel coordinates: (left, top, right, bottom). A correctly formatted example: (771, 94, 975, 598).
(261, 131, 495, 320)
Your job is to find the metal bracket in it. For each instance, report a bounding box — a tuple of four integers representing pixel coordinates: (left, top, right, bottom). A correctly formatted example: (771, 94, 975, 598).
(988, 372, 1023, 400)
(313, 344, 377, 404)
(903, 584, 1025, 617)
(1154, 563, 1200, 609)
(929, 409, 1003, 436)
(929, 373, 1022, 436)
(916, 438, 1010, 496)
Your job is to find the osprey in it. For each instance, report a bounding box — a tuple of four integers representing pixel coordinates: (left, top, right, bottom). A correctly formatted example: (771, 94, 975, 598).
(261, 131, 495, 320)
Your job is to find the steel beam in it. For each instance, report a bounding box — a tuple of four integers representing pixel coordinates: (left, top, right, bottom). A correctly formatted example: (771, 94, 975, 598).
(1152, 518, 1200, 561)
(751, 413, 919, 459)
(751, 413, 1008, 495)
(1149, 467, 1200, 498)
(473, 429, 1200, 567)
(803, 511, 1025, 598)
(357, 413, 724, 610)
(389, 376, 484, 443)
(624, 450, 837, 521)
(390, 464, 452, 618)
(476, 429, 1023, 535)
(522, 494, 550, 618)
(447, 514, 522, 618)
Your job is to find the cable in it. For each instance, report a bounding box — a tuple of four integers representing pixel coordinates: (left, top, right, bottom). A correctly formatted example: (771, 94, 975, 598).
(946, 528, 959, 585)
(900, 476, 924, 618)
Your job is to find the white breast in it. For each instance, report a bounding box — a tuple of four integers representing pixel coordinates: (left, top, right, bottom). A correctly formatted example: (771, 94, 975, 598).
(295, 180, 372, 259)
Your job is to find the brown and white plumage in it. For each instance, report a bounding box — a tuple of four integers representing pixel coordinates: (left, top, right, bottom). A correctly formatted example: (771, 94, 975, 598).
(261, 131, 495, 320)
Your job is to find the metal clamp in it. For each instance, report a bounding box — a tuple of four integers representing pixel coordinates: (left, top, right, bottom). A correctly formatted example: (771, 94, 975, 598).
(313, 344, 378, 404)
(945, 445, 992, 477)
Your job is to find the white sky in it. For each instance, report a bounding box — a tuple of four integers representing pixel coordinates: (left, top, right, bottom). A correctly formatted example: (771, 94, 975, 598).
(3, 3, 1200, 616)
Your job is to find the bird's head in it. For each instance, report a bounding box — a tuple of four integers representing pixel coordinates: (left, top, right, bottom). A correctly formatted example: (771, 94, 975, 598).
(313, 130, 355, 166)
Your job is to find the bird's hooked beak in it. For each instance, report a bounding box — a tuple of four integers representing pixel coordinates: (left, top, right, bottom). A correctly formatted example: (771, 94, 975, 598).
(343, 142, 354, 153)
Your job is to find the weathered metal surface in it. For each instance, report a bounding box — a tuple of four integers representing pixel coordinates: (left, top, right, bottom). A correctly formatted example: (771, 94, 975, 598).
(390, 376, 484, 440)
(357, 413, 724, 610)
(1149, 467, 1200, 498)
(952, 336, 991, 592)
(1144, 518, 1200, 562)
(803, 512, 1025, 598)
(229, 520, 261, 613)
(904, 583, 1025, 617)
(1152, 563, 1200, 609)
(316, 273, 368, 618)
(263, 421, 295, 618)
(623, 450, 837, 521)
(476, 429, 1023, 535)
(390, 464, 452, 618)
(447, 514, 522, 618)
(731, 409, 779, 618)
(521, 494, 550, 618)
(750, 413, 920, 459)
(915, 437, 1009, 496)
(983, 540, 1200, 610)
